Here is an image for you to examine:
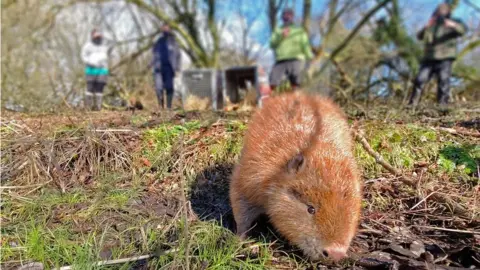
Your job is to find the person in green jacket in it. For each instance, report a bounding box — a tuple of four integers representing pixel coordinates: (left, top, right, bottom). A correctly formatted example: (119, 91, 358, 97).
(269, 8, 313, 92)
(408, 3, 467, 107)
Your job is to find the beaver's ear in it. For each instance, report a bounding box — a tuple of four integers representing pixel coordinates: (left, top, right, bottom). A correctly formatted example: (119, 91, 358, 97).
(287, 154, 305, 174)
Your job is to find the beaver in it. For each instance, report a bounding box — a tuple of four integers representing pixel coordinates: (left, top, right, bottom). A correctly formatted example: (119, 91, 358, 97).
(229, 91, 362, 262)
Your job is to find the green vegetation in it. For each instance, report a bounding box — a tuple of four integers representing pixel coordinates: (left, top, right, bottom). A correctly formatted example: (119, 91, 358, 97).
(438, 144, 479, 176)
(153, 222, 272, 269)
(355, 122, 478, 185)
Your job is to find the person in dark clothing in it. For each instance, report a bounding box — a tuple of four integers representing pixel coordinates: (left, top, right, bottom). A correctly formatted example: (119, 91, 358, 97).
(152, 24, 182, 109)
(408, 3, 467, 108)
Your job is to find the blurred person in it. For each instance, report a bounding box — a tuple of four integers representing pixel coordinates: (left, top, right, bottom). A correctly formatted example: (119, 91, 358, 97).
(258, 66, 272, 108)
(81, 29, 110, 111)
(152, 24, 182, 109)
(269, 8, 313, 92)
(408, 2, 467, 109)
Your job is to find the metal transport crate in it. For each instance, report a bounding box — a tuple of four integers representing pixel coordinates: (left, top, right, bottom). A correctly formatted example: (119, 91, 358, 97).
(224, 66, 259, 105)
(181, 69, 223, 110)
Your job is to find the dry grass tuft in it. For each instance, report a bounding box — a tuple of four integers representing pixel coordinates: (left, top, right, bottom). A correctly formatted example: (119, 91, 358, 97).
(1, 124, 139, 193)
(183, 95, 211, 111)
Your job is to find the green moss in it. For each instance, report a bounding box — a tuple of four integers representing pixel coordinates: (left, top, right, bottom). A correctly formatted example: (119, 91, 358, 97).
(370, 191, 395, 211)
(144, 120, 201, 154)
(438, 144, 479, 177)
(144, 124, 186, 152)
(356, 122, 478, 184)
(130, 114, 150, 127)
(209, 134, 243, 162)
(141, 120, 203, 176)
(225, 120, 247, 132)
(356, 124, 435, 175)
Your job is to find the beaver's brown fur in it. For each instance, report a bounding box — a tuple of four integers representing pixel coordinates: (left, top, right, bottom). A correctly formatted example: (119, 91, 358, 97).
(230, 91, 362, 262)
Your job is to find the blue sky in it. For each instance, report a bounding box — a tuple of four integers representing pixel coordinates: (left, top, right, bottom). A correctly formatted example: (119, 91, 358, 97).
(212, 0, 478, 69)
(218, 0, 476, 47)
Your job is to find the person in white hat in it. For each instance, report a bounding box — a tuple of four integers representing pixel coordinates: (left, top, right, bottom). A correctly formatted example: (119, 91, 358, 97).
(81, 29, 111, 111)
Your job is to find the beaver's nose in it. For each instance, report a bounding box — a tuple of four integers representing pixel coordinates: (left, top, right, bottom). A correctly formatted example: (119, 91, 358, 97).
(322, 246, 347, 261)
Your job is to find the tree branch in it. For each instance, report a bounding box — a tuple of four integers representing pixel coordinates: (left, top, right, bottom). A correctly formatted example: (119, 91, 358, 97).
(126, 0, 208, 65)
(315, 0, 392, 76)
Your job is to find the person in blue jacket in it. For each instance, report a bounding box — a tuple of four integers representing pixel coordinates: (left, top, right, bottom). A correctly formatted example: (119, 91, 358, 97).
(152, 24, 182, 109)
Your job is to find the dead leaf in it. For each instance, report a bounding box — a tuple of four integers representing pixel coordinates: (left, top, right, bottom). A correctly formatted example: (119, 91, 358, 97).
(141, 157, 152, 167)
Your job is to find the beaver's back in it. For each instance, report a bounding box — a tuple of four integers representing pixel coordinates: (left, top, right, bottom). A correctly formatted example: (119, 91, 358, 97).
(231, 92, 351, 204)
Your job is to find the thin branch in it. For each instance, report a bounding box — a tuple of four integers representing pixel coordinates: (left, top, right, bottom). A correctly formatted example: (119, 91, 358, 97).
(55, 249, 178, 270)
(125, 0, 207, 65)
(111, 37, 156, 71)
(412, 225, 479, 235)
(316, 0, 392, 75)
(464, 0, 480, 13)
(435, 127, 480, 138)
(353, 129, 415, 185)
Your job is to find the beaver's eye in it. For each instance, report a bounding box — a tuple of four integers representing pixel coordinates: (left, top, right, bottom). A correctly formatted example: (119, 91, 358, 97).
(307, 205, 316, 215)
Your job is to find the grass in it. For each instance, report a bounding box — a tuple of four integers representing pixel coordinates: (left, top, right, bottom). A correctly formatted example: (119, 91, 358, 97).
(209, 132, 243, 162)
(2, 221, 100, 269)
(153, 222, 272, 269)
(1, 108, 479, 269)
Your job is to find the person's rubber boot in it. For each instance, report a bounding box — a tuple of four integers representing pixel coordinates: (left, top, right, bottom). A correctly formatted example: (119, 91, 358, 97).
(404, 102, 416, 111)
(407, 85, 423, 111)
(94, 94, 103, 111)
(166, 93, 173, 110)
(437, 102, 451, 115)
(157, 96, 164, 110)
(85, 95, 94, 111)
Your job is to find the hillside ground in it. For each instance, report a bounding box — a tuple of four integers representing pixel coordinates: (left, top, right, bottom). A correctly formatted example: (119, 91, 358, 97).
(1, 103, 479, 269)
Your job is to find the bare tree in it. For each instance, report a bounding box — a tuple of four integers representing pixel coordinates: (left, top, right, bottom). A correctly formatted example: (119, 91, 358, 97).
(302, 0, 312, 33)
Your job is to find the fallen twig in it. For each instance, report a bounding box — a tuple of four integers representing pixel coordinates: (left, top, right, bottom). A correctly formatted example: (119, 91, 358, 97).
(410, 191, 437, 210)
(412, 225, 480, 235)
(389, 253, 474, 270)
(175, 135, 191, 270)
(434, 127, 480, 138)
(55, 248, 179, 270)
(352, 129, 416, 186)
(0, 181, 52, 190)
(94, 129, 136, 133)
(57, 255, 153, 270)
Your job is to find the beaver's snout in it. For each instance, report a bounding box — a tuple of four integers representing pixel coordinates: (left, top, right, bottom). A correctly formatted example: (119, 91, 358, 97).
(322, 244, 347, 262)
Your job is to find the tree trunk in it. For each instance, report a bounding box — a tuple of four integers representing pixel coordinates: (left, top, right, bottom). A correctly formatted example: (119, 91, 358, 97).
(207, 0, 219, 67)
(302, 0, 311, 34)
(268, 0, 277, 31)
